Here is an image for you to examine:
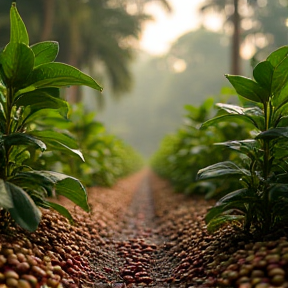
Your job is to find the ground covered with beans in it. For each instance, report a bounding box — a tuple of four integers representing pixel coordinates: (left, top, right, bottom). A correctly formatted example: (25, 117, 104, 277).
(1, 169, 288, 288)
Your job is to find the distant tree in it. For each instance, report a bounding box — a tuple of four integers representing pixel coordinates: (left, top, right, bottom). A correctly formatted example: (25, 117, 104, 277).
(126, 0, 172, 13)
(200, 0, 243, 75)
(247, 0, 288, 64)
(200, 0, 288, 74)
(0, 0, 171, 102)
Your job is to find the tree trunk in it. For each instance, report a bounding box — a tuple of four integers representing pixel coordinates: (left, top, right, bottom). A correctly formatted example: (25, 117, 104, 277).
(231, 0, 241, 75)
(66, 2, 82, 103)
(41, 0, 55, 41)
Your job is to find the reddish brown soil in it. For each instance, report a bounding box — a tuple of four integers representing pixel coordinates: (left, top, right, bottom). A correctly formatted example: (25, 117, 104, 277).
(1, 169, 288, 288)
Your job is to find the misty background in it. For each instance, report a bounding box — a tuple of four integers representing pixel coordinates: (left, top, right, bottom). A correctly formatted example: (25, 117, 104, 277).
(1, 0, 288, 159)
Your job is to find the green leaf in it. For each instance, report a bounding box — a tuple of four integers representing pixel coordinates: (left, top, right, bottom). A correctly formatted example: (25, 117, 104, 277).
(39, 171, 89, 212)
(225, 74, 269, 104)
(30, 130, 84, 161)
(269, 184, 288, 201)
(10, 3, 29, 45)
(25, 62, 103, 91)
(0, 179, 13, 209)
(273, 84, 288, 112)
(15, 89, 68, 119)
(201, 114, 255, 130)
(56, 178, 89, 212)
(0, 43, 34, 86)
(217, 103, 246, 115)
(267, 46, 288, 68)
(253, 61, 273, 93)
(12, 171, 55, 197)
(6, 181, 41, 232)
(200, 104, 264, 130)
(215, 139, 258, 157)
(217, 103, 264, 118)
(271, 56, 288, 98)
(9, 145, 30, 166)
(30, 41, 59, 67)
(256, 127, 288, 140)
(46, 201, 74, 224)
(4, 133, 46, 151)
(206, 214, 244, 233)
(197, 161, 250, 180)
(217, 188, 258, 205)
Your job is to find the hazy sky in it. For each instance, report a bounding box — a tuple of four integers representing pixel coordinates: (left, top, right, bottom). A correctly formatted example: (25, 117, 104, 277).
(139, 0, 207, 55)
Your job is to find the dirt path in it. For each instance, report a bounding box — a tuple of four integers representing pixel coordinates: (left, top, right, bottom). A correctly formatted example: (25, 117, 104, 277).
(1, 169, 288, 288)
(90, 171, 178, 287)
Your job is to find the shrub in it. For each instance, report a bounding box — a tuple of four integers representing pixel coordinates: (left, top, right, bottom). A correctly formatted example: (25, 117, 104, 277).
(151, 97, 249, 198)
(0, 3, 102, 231)
(33, 103, 144, 187)
(198, 46, 288, 236)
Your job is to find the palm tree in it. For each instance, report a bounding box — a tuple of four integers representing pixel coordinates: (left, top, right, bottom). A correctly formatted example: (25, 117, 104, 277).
(200, 0, 242, 75)
(0, 0, 171, 102)
(200, 0, 288, 74)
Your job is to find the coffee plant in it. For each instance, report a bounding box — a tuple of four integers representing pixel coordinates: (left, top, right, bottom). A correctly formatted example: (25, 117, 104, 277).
(0, 3, 102, 231)
(32, 103, 144, 187)
(151, 97, 249, 198)
(198, 46, 288, 236)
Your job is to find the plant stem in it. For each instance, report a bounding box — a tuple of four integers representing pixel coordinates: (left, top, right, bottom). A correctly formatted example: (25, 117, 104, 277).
(262, 100, 272, 234)
(5, 87, 13, 135)
(4, 87, 13, 179)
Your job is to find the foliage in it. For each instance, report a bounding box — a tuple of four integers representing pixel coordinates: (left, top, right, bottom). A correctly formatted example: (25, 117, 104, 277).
(32, 104, 144, 187)
(0, 3, 102, 231)
(0, 0, 170, 97)
(151, 96, 250, 198)
(198, 46, 288, 236)
(200, 0, 288, 60)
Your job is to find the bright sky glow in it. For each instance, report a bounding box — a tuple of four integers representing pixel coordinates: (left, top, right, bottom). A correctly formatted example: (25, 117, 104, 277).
(140, 0, 205, 55)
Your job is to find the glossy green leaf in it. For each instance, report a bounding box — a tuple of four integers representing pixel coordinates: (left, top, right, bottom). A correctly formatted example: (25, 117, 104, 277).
(9, 145, 30, 165)
(197, 161, 250, 180)
(205, 202, 246, 223)
(10, 3, 29, 45)
(225, 75, 268, 104)
(269, 184, 288, 201)
(201, 115, 256, 130)
(30, 130, 84, 161)
(12, 171, 55, 197)
(215, 139, 258, 156)
(15, 87, 61, 103)
(46, 201, 74, 223)
(38, 171, 89, 212)
(267, 46, 288, 68)
(273, 84, 288, 111)
(4, 133, 46, 151)
(256, 127, 288, 140)
(253, 61, 273, 93)
(271, 57, 288, 98)
(206, 214, 245, 233)
(28, 110, 71, 129)
(31, 130, 78, 148)
(31, 41, 59, 67)
(15, 89, 68, 119)
(25, 62, 103, 91)
(6, 181, 41, 232)
(0, 179, 13, 209)
(217, 188, 258, 205)
(217, 103, 264, 117)
(0, 43, 34, 86)
(56, 177, 89, 212)
(201, 103, 264, 130)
